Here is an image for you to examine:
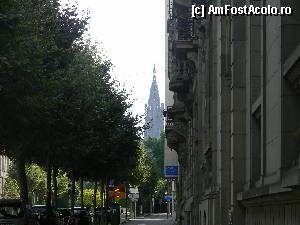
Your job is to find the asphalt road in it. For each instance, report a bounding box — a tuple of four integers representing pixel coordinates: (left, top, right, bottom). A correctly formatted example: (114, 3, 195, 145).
(126, 214, 174, 225)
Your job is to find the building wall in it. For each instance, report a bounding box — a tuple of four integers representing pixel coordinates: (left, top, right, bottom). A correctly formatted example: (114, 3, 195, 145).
(165, 0, 300, 224)
(165, 0, 179, 220)
(165, 0, 179, 175)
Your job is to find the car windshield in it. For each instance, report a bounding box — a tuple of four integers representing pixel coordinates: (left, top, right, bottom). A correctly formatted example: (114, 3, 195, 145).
(74, 208, 84, 215)
(0, 202, 24, 219)
(32, 206, 46, 215)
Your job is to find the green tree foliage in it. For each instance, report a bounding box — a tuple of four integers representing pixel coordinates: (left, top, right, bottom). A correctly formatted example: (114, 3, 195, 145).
(0, 0, 90, 204)
(132, 144, 151, 185)
(139, 133, 168, 212)
(144, 133, 165, 178)
(0, 0, 141, 209)
(154, 178, 167, 199)
(25, 164, 47, 203)
(3, 177, 20, 199)
(3, 163, 69, 204)
(76, 189, 101, 207)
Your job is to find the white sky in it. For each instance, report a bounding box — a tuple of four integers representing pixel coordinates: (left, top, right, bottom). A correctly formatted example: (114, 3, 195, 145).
(61, 0, 166, 117)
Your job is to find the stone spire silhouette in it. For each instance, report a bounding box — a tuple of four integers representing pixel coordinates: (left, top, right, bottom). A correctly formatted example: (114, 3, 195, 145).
(144, 65, 164, 138)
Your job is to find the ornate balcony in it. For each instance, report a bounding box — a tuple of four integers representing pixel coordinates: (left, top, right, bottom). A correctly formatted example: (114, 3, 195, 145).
(165, 121, 187, 139)
(164, 133, 188, 167)
(165, 120, 187, 150)
(167, 18, 176, 34)
(174, 0, 192, 6)
(165, 105, 184, 119)
(174, 2, 193, 40)
(169, 60, 195, 93)
(167, 2, 197, 53)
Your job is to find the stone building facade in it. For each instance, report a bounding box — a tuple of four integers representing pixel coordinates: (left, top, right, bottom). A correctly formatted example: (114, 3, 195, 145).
(145, 65, 165, 139)
(165, 0, 300, 224)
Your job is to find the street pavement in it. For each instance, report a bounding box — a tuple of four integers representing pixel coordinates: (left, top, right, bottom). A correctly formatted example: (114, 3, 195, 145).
(125, 213, 174, 225)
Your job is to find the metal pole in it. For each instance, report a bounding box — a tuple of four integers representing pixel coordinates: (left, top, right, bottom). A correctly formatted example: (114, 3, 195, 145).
(134, 201, 136, 218)
(167, 201, 169, 219)
(152, 197, 155, 214)
(125, 185, 128, 221)
(171, 180, 175, 217)
(149, 195, 152, 215)
(166, 200, 168, 219)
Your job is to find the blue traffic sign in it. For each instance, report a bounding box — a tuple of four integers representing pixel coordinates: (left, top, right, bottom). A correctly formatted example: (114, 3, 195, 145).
(164, 195, 172, 202)
(165, 166, 179, 177)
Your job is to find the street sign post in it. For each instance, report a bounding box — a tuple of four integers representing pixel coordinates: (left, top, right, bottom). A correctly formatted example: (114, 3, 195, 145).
(165, 166, 179, 177)
(128, 187, 139, 219)
(164, 195, 172, 202)
(128, 193, 139, 201)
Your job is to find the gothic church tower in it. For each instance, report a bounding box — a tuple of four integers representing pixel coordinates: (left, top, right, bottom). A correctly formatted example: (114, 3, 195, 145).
(144, 65, 164, 138)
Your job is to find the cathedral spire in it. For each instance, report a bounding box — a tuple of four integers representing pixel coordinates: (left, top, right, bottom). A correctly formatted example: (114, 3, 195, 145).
(144, 65, 164, 139)
(153, 64, 156, 80)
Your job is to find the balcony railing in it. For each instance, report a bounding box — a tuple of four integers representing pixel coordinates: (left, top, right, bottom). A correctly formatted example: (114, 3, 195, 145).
(165, 121, 187, 139)
(167, 2, 194, 41)
(164, 102, 186, 121)
(168, 0, 173, 19)
(169, 60, 195, 93)
(167, 19, 176, 34)
(177, 18, 193, 41)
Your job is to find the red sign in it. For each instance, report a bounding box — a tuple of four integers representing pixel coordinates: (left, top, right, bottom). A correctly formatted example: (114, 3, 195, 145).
(108, 185, 126, 200)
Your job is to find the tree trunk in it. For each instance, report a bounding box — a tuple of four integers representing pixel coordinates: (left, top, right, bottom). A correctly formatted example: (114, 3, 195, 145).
(105, 178, 109, 225)
(93, 181, 97, 224)
(80, 178, 84, 209)
(99, 181, 102, 207)
(16, 153, 29, 205)
(52, 167, 58, 209)
(100, 181, 105, 225)
(102, 182, 105, 207)
(149, 194, 152, 214)
(46, 162, 52, 215)
(70, 170, 75, 212)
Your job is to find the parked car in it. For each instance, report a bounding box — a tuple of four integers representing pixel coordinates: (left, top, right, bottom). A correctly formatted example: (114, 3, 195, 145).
(32, 205, 63, 225)
(0, 199, 38, 225)
(95, 207, 110, 223)
(57, 208, 75, 225)
(73, 207, 91, 225)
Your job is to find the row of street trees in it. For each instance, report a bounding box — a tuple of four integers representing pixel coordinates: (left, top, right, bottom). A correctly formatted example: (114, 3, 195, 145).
(4, 163, 69, 205)
(138, 133, 168, 214)
(0, 0, 143, 217)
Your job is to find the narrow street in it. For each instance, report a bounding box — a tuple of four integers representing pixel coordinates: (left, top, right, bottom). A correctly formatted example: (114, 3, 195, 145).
(126, 214, 174, 225)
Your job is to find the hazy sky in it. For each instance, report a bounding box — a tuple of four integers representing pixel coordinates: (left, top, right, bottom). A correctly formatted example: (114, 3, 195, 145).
(62, 0, 166, 117)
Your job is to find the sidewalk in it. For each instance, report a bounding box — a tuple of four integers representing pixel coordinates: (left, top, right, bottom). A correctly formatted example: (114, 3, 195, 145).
(124, 213, 174, 225)
(120, 213, 128, 224)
